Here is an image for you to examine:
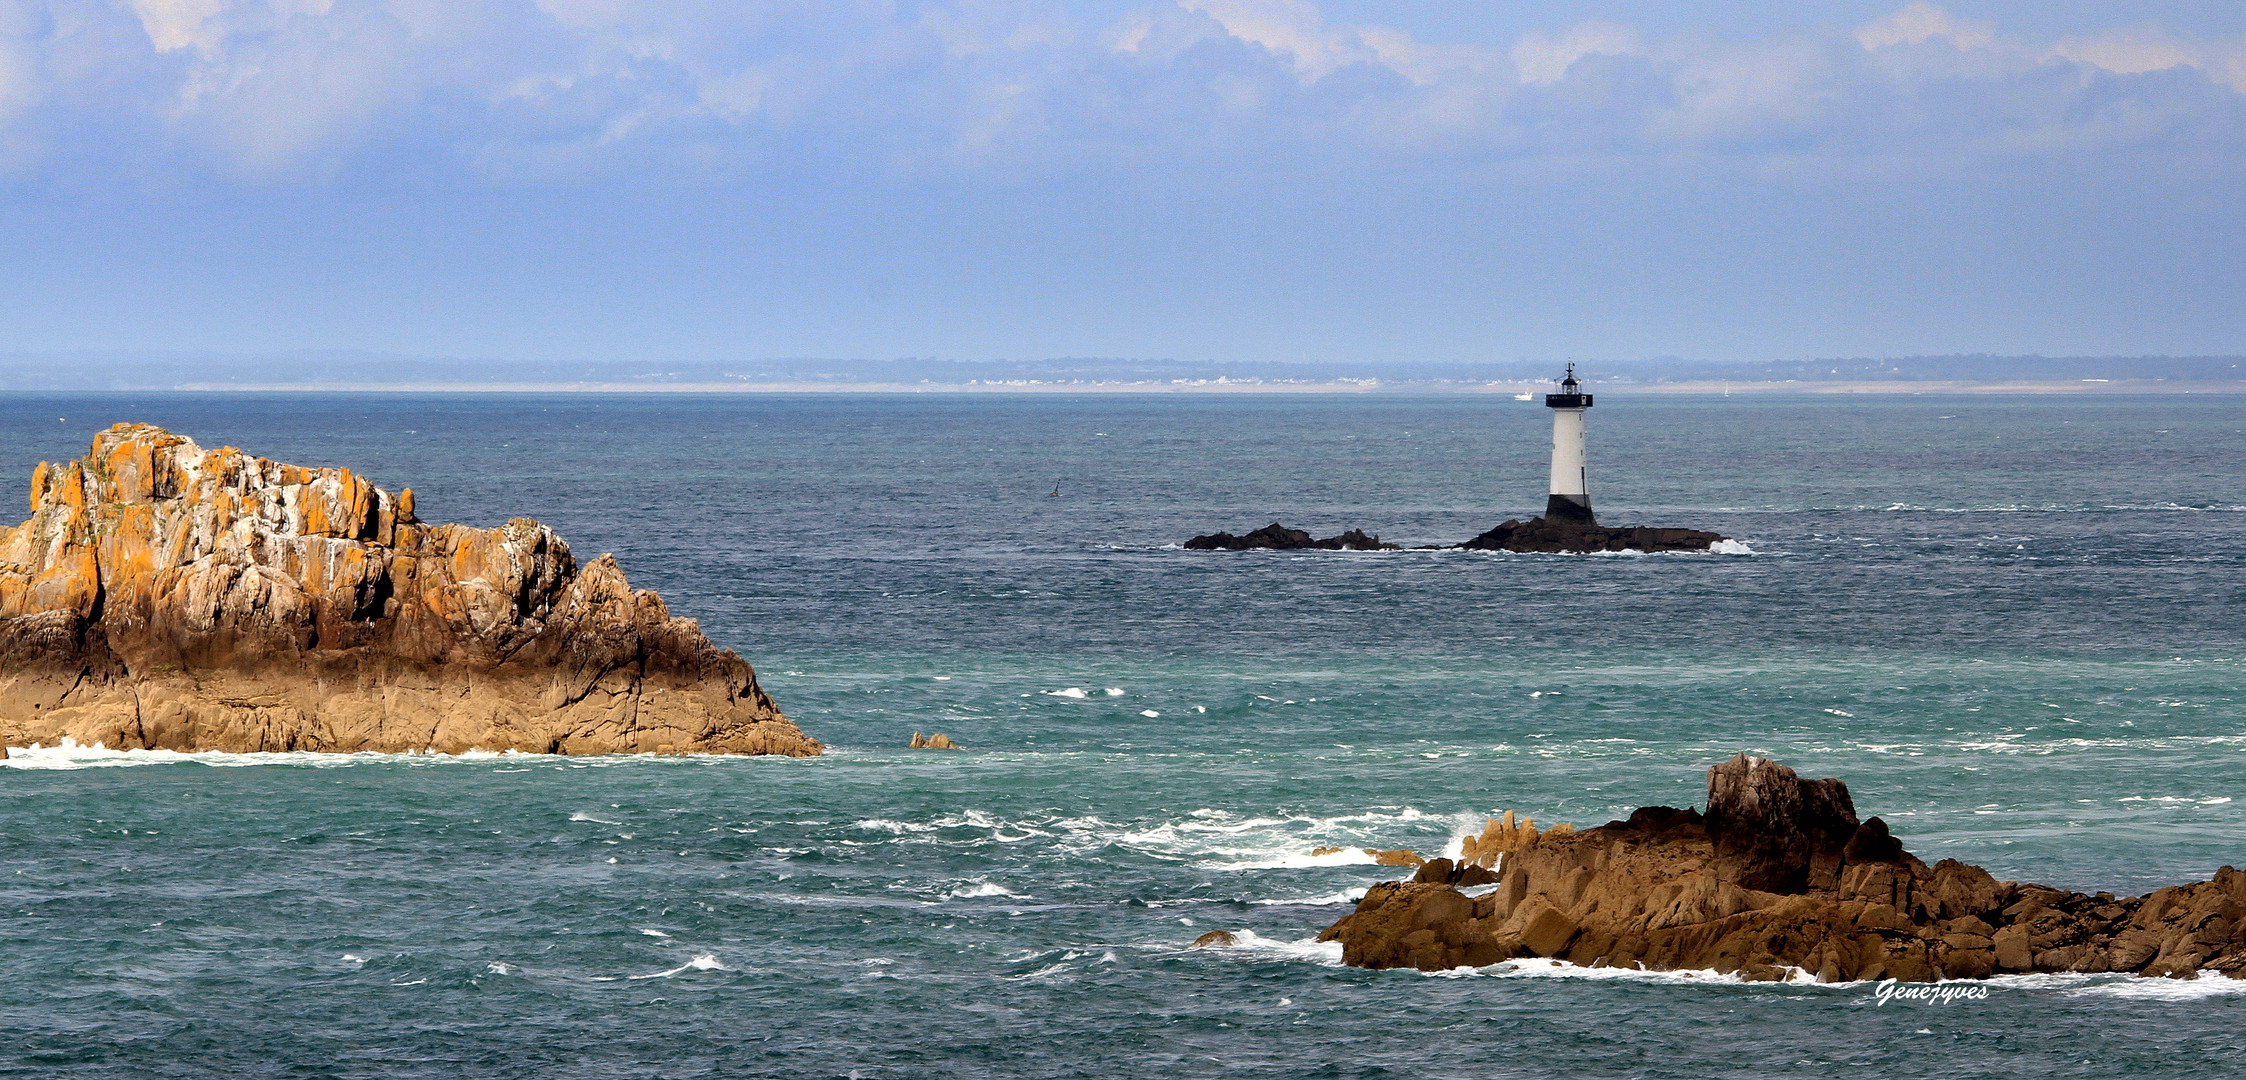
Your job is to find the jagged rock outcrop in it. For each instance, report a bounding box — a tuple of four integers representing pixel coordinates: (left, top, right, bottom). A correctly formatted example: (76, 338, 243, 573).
(0, 424, 820, 757)
(1183, 523, 1398, 551)
(1457, 517, 1725, 554)
(1318, 755, 2246, 981)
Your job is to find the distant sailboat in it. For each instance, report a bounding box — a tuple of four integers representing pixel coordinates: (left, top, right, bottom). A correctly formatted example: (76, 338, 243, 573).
(1513, 390, 1534, 401)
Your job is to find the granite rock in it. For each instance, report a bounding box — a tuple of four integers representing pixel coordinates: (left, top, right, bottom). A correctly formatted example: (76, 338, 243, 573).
(1318, 754, 2246, 981)
(0, 424, 820, 757)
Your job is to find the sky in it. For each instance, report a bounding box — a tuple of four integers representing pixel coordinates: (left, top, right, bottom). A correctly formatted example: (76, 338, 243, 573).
(0, 1, 2242, 368)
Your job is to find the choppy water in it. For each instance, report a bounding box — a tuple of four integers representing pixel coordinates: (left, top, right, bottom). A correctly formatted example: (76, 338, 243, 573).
(2, 393, 2243, 1078)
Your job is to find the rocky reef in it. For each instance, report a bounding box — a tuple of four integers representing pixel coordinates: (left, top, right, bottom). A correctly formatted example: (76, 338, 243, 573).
(1182, 523, 1398, 551)
(1318, 755, 2246, 981)
(1457, 517, 1725, 554)
(1183, 517, 1724, 554)
(0, 424, 820, 757)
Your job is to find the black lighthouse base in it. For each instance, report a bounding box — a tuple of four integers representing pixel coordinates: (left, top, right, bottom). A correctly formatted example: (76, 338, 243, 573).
(1544, 493, 1596, 525)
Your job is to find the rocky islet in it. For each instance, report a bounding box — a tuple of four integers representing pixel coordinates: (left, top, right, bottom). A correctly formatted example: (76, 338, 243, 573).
(0, 424, 819, 757)
(1314, 755, 2246, 981)
(1181, 523, 1399, 551)
(1183, 517, 1725, 553)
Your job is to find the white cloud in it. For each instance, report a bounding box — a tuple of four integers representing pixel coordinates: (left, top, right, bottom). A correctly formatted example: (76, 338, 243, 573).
(1855, 3, 1993, 51)
(129, 0, 336, 55)
(129, 0, 232, 53)
(1175, 0, 1498, 85)
(2047, 27, 2202, 76)
(1511, 20, 1640, 85)
(1178, 0, 1352, 79)
(1650, 40, 1830, 143)
(0, 0, 2239, 181)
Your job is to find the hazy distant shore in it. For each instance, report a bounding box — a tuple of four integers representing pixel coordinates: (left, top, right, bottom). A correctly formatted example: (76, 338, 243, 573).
(146, 379, 2246, 394)
(7, 352, 2242, 395)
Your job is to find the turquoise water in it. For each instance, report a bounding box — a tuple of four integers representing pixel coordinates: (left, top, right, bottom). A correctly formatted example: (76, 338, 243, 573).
(3, 393, 2244, 1078)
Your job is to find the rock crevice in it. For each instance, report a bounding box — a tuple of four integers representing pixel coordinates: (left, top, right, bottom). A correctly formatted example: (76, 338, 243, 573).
(0, 424, 820, 756)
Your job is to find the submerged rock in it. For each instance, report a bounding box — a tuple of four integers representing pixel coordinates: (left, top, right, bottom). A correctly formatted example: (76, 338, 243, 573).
(0, 423, 821, 757)
(1191, 930, 1239, 948)
(1456, 516, 1725, 554)
(1183, 523, 1399, 551)
(1318, 754, 2246, 981)
(910, 732, 959, 749)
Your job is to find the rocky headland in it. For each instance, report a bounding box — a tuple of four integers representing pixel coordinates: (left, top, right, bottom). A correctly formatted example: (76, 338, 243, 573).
(1183, 517, 1725, 554)
(0, 424, 820, 757)
(1316, 755, 2246, 981)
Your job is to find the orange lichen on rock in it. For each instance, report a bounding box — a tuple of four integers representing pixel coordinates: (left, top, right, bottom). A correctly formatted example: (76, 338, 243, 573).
(0, 423, 820, 757)
(1320, 755, 2246, 982)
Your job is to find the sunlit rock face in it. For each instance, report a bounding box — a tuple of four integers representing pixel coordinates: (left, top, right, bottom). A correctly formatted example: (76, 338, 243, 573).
(1320, 755, 2246, 982)
(0, 424, 820, 758)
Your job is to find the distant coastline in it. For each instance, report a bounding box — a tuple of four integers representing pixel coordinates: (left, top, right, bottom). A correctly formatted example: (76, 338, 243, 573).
(150, 378, 2246, 394)
(5, 352, 2243, 395)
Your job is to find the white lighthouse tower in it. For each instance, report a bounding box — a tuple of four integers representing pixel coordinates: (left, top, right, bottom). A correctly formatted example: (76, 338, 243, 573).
(1543, 364, 1594, 524)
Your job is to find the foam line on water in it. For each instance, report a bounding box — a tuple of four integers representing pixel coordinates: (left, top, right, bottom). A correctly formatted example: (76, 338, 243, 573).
(943, 879, 1030, 900)
(626, 953, 729, 980)
(1247, 889, 1366, 906)
(0, 739, 784, 770)
(1220, 931, 1345, 964)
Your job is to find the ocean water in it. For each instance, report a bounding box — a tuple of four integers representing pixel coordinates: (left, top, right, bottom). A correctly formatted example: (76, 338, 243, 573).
(2, 392, 2243, 1079)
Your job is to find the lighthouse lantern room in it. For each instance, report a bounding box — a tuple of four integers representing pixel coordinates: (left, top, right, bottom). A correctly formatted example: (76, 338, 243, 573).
(1543, 364, 1595, 524)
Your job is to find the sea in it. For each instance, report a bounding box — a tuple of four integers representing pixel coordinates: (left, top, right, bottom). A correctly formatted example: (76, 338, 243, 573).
(2, 392, 2242, 1079)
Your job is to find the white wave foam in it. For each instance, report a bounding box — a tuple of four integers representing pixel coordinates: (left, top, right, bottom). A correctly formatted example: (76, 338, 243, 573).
(1119, 806, 1451, 870)
(1104, 688, 1125, 697)
(1248, 889, 1365, 907)
(569, 812, 621, 825)
(0, 740, 769, 771)
(854, 818, 938, 834)
(629, 953, 729, 980)
(1196, 847, 1379, 871)
(1976, 971, 2246, 999)
(943, 879, 1029, 900)
(1222, 930, 1346, 964)
(1044, 687, 1089, 698)
(1710, 539, 1757, 555)
(1, 740, 428, 770)
(1423, 957, 1759, 984)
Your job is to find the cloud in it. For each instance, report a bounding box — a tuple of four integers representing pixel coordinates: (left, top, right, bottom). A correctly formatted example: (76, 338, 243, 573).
(1854, 2, 1993, 51)
(1511, 21, 1640, 85)
(0, 1, 2240, 182)
(2043, 25, 2246, 95)
(2048, 27, 2198, 76)
(1176, 0, 1355, 79)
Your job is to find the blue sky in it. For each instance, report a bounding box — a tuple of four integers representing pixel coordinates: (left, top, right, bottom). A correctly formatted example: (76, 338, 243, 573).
(2, 1, 2242, 366)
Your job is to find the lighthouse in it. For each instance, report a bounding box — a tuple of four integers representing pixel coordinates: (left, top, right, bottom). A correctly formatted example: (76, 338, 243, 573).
(1543, 364, 1594, 524)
